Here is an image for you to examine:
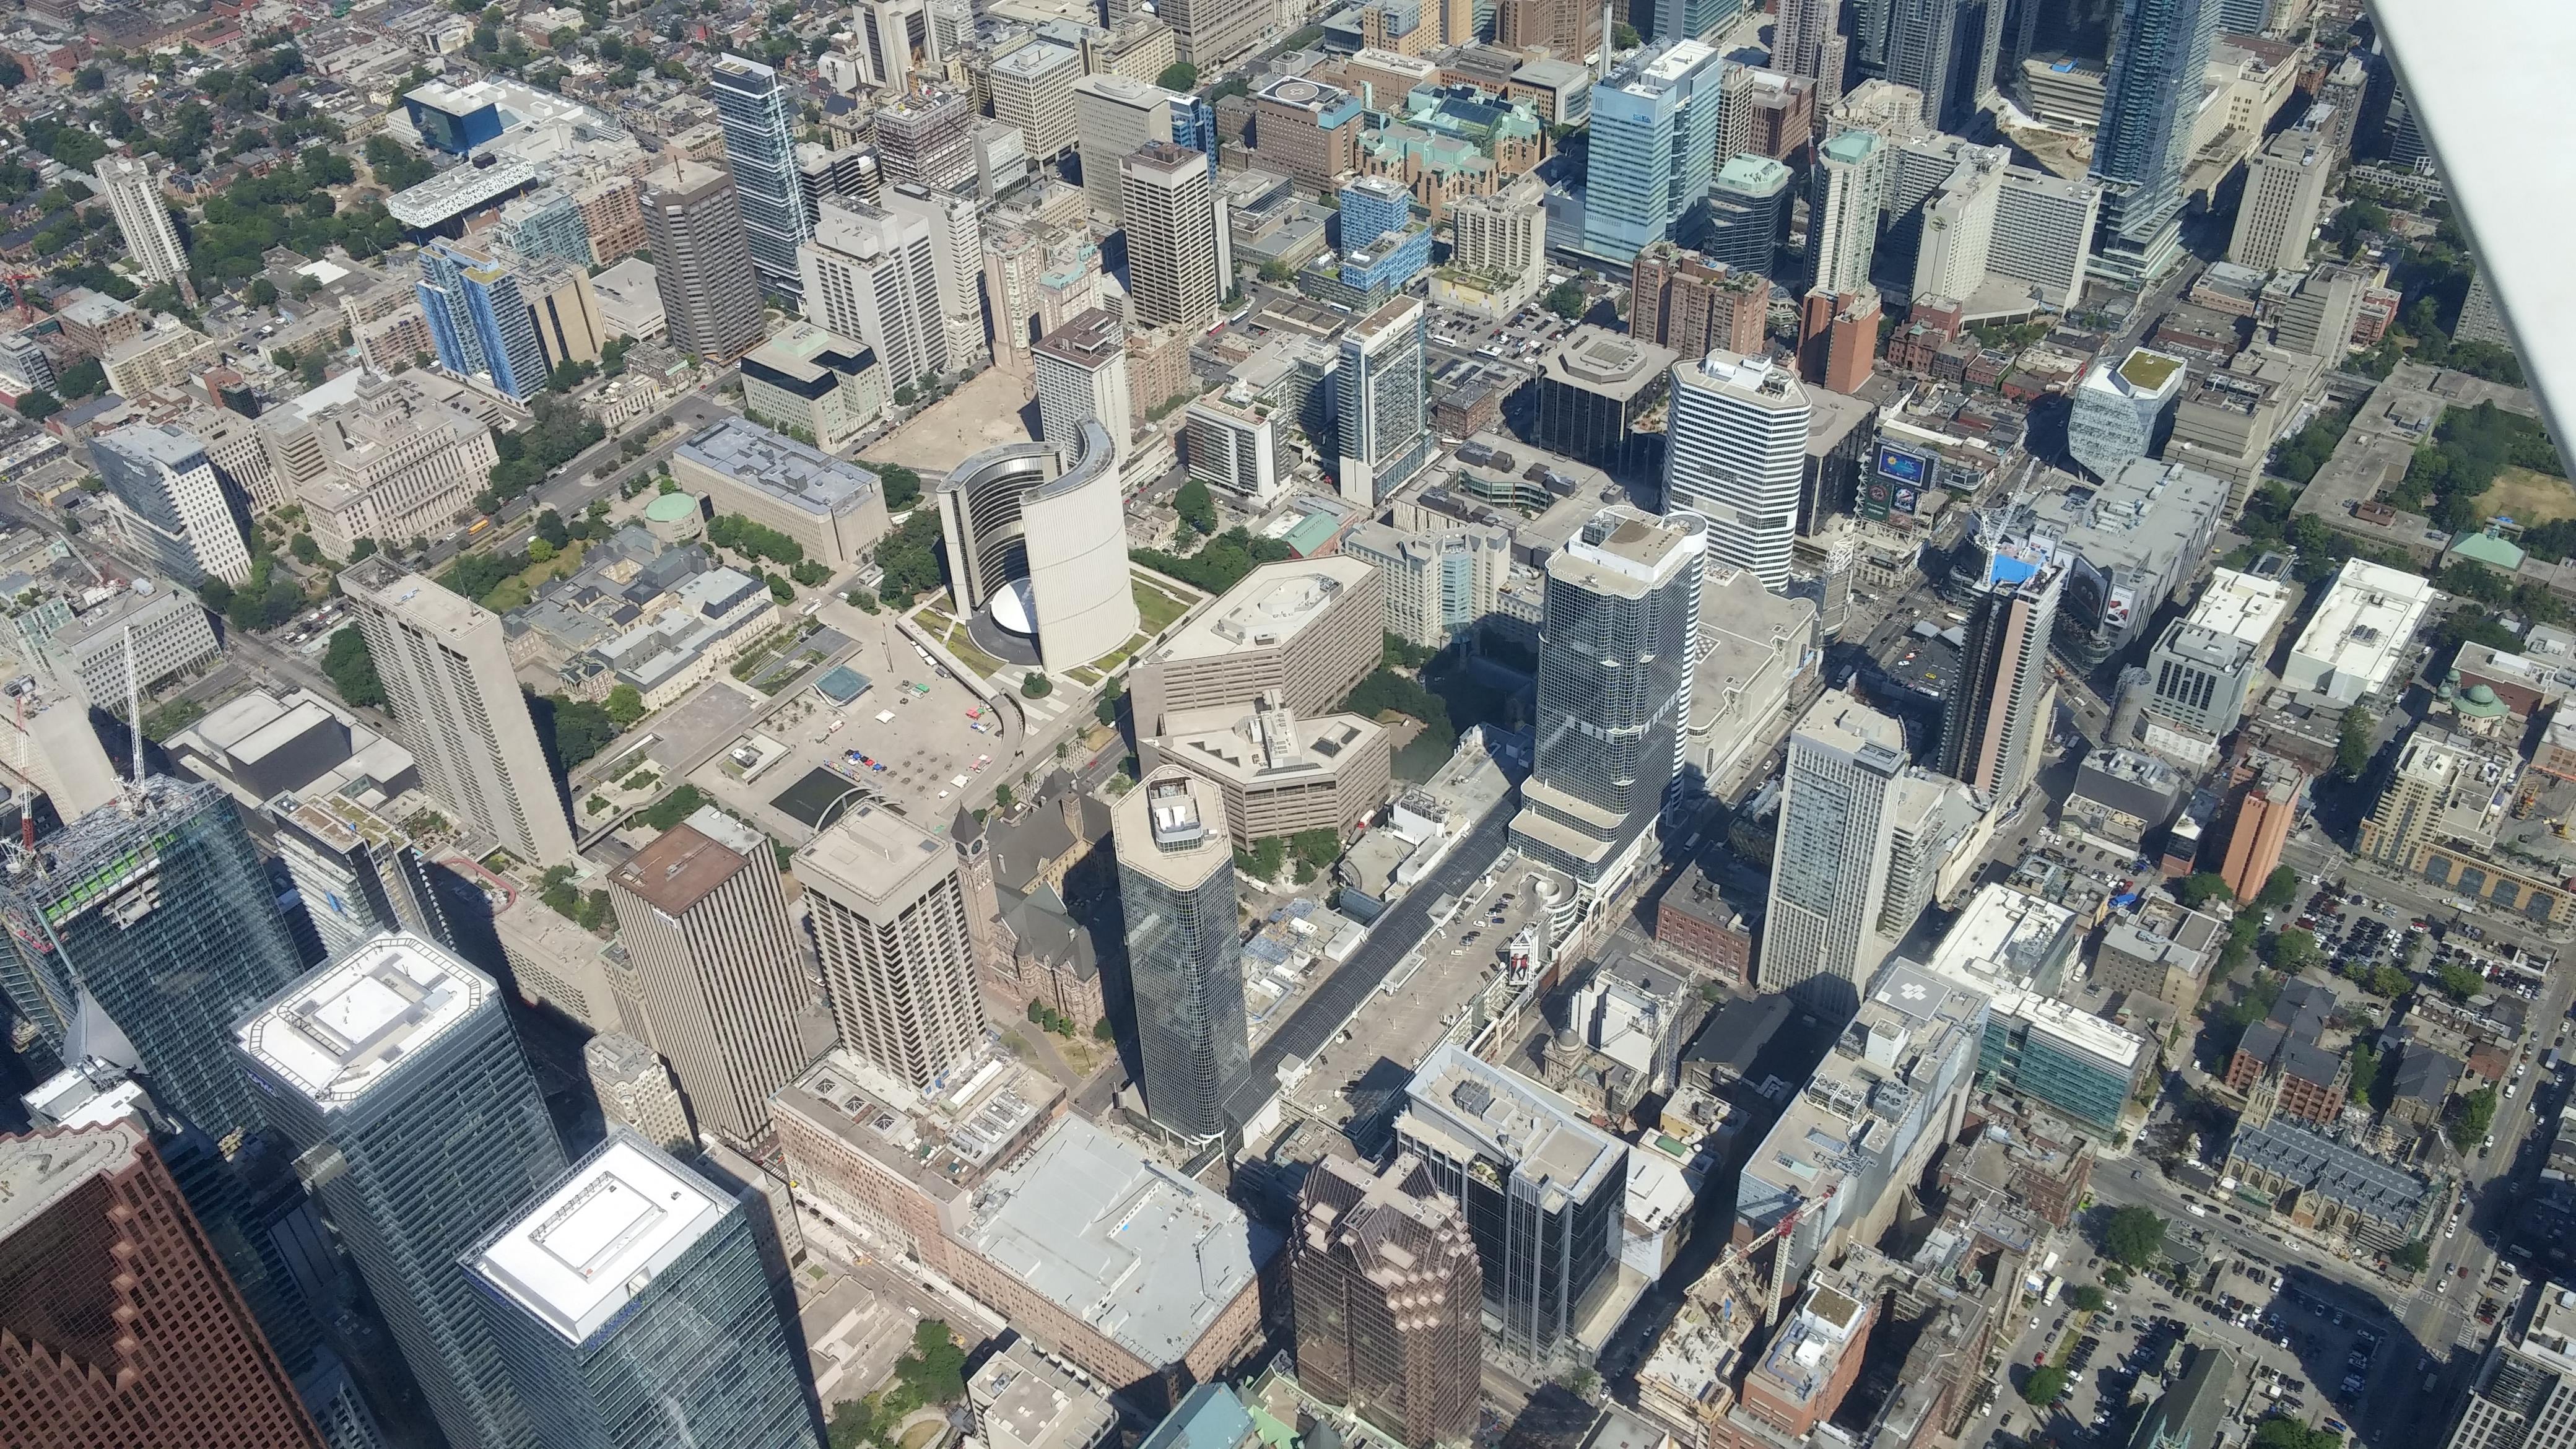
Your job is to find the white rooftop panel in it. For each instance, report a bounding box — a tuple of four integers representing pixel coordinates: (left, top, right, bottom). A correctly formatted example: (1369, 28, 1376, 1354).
(469, 1138, 729, 1346)
(235, 933, 492, 1110)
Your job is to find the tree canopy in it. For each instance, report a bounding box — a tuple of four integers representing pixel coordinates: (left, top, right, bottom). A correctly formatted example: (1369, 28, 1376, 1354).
(2103, 1205, 2165, 1268)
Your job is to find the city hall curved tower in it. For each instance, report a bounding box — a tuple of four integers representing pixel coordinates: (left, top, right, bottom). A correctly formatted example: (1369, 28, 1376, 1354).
(936, 419, 1136, 669)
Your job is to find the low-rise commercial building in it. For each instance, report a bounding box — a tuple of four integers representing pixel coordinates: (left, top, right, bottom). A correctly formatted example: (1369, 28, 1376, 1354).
(669, 417, 892, 568)
(1685, 566, 1819, 798)
(1339, 518, 1508, 650)
(1130, 557, 1382, 734)
(2284, 557, 2437, 707)
(1141, 700, 1393, 841)
(739, 322, 887, 453)
(2139, 565, 2294, 763)
(772, 1056, 1263, 1409)
(2093, 897, 2224, 1010)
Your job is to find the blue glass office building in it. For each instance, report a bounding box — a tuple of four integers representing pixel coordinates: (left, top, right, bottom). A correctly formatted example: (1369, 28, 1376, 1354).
(1581, 40, 1726, 261)
(711, 54, 811, 302)
(238, 935, 568, 1449)
(418, 239, 548, 400)
(0, 777, 307, 1141)
(468, 1133, 822, 1449)
(2089, 0, 2217, 267)
(1338, 178, 1414, 251)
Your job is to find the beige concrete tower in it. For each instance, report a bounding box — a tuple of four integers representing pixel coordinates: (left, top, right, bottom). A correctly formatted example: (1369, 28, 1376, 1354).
(340, 558, 577, 864)
(1121, 142, 1221, 331)
(640, 157, 765, 363)
(607, 806, 817, 1147)
(797, 800, 991, 1089)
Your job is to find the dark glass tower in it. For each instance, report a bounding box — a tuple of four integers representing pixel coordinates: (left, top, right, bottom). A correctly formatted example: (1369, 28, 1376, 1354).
(710, 53, 811, 302)
(236, 933, 567, 1449)
(0, 777, 308, 1142)
(467, 1132, 825, 1449)
(1112, 768, 1248, 1142)
(2089, 0, 2218, 268)
(1394, 1043, 1626, 1363)
(1508, 508, 1704, 902)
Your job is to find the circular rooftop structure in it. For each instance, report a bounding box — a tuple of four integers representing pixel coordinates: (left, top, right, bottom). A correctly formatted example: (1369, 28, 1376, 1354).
(990, 577, 1038, 637)
(642, 489, 705, 543)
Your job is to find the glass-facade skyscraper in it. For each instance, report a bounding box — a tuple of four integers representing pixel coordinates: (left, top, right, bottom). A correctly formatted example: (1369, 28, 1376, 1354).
(711, 53, 811, 302)
(1112, 768, 1248, 1143)
(237, 934, 568, 1449)
(468, 1133, 823, 1449)
(0, 777, 307, 1142)
(1335, 295, 1432, 509)
(1580, 39, 1725, 261)
(1507, 508, 1704, 907)
(1395, 1043, 1627, 1363)
(2089, 0, 2218, 278)
(417, 238, 547, 401)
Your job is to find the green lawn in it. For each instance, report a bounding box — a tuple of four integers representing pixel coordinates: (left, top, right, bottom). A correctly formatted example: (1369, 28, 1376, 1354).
(1133, 577, 1193, 634)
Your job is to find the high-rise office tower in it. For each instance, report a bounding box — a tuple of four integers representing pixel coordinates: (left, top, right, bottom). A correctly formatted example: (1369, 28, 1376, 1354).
(1703, 155, 1795, 280)
(990, 39, 1084, 162)
(235, 935, 568, 1449)
(1291, 1154, 1482, 1449)
(0, 1122, 328, 1449)
(341, 559, 578, 866)
(2088, 0, 2217, 279)
(1773, 0, 1847, 113)
(882, 183, 990, 372)
(1939, 544, 2062, 803)
(97, 154, 188, 287)
(89, 422, 253, 587)
(1033, 308, 1134, 472)
(1494, 0, 1603, 72)
(1336, 297, 1432, 509)
(1508, 508, 1704, 903)
(1581, 40, 1726, 261)
(2227, 123, 2331, 272)
(640, 159, 766, 364)
(874, 89, 978, 193)
(1394, 1045, 1626, 1361)
(2445, 1281, 2576, 1449)
(466, 1133, 823, 1449)
(1882, 0, 2004, 133)
(855, 0, 941, 87)
(417, 239, 548, 401)
(1073, 76, 1184, 219)
(795, 801, 990, 1090)
(1159, 0, 1265, 69)
(0, 778, 305, 1140)
(606, 807, 816, 1150)
(1122, 142, 1223, 331)
(1810, 130, 1886, 295)
(1762, 689, 1911, 1014)
(270, 790, 453, 961)
(1113, 768, 1248, 1142)
(1663, 350, 1811, 591)
(803, 200, 952, 386)
(710, 56, 811, 302)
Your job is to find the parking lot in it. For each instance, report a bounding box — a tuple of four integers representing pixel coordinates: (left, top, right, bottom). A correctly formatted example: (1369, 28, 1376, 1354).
(1983, 1237, 2406, 1449)
(683, 605, 1019, 847)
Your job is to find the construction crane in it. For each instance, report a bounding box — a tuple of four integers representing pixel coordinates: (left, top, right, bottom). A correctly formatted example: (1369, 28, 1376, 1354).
(1733, 1185, 1837, 1328)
